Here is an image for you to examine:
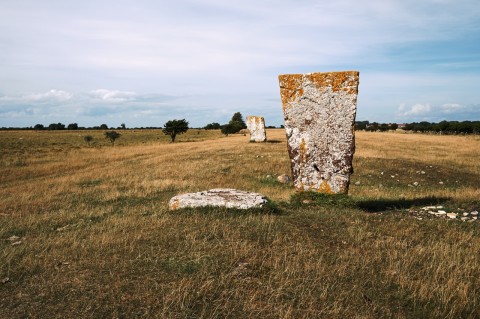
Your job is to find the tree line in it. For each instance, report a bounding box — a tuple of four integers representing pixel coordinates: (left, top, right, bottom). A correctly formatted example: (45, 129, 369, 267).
(203, 112, 247, 136)
(355, 120, 480, 135)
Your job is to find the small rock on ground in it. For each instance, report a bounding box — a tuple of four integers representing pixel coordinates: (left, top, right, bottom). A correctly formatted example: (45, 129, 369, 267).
(277, 174, 290, 183)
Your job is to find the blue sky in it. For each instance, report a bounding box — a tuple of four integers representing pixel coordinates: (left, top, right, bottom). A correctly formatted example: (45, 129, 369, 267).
(1, 0, 479, 128)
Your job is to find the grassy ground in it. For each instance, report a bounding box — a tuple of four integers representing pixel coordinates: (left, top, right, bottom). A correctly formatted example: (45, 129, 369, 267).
(1, 129, 479, 318)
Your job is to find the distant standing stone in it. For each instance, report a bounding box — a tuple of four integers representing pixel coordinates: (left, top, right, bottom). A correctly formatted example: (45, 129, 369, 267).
(246, 116, 267, 142)
(278, 71, 359, 193)
(169, 188, 268, 210)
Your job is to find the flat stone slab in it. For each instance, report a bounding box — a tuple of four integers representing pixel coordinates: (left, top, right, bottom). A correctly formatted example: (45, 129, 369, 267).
(169, 188, 268, 210)
(278, 71, 359, 194)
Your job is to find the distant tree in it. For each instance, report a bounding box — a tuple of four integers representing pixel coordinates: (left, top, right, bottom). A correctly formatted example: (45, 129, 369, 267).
(220, 123, 237, 136)
(390, 123, 398, 130)
(48, 123, 65, 130)
(162, 119, 189, 142)
(100, 124, 109, 130)
(104, 131, 121, 146)
(204, 122, 221, 130)
(84, 135, 94, 146)
(379, 123, 390, 132)
(229, 112, 247, 133)
(67, 123, 78, 130)
(355, 121, 369, 131)
(34, 124, 44, 130)
(365, 122, 379, 132)
(120, 123, 126, 130)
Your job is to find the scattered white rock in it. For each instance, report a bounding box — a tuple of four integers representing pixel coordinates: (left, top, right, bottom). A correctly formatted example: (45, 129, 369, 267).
(11, 241, 22, 246)
(471, 211, 479, 216)
(420, 171, 425, 174)
(169, 188, 268, 210)
(7, 235, 20, 241)
(411, 206, 479, 222)
(1, 277, 9, 284)
(439, 181, 444, 185)
(354, 181, 361, 186)
(413, 182, 419, 186)
(56, 225, 70, 232)
(446, 213, 457, 219)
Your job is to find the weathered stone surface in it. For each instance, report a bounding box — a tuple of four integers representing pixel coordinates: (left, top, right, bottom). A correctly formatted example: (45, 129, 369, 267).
(246, 116, 267, 142)
(169, 188, 268, 210)
(278, 71, 359, 193)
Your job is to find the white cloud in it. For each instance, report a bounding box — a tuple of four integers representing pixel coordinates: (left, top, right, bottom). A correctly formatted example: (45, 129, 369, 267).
(440, 103, 463, 113)
(26, 90, 73, 102)
(396, 103, 480, 122)
(399, 103, 432, 116)
(89, 89, 136, 102)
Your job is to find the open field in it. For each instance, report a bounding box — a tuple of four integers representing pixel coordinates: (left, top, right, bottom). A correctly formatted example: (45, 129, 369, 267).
(1, 129, 480, 318)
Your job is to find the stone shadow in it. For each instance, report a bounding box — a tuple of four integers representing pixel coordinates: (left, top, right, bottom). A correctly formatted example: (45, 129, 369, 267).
(356, 196, 451, 213)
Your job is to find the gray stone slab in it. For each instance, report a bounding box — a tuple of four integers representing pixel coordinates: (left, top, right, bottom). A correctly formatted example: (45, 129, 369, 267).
(278, 71, 359, 193)
(169, 188, 268, 210)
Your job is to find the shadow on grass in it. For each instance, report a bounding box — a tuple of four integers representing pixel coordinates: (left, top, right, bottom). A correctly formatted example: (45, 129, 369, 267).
(356, 196, 451, 213)
(167, 199, 283, 216)
(286, 192, 451, 213)
(266, 139, 282, 144)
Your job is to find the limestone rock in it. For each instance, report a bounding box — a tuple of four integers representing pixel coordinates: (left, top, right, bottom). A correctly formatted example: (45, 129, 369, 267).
(246, 116, 267, 142)
(278, 71, 359, 193)
(277, 174, 290, 184)
(447, 213, 458, 219)
(169, 188, 268, 210)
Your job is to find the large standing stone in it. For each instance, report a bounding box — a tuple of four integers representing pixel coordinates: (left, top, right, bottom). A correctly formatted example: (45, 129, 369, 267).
(246, 116, 267, 142)
(278, 71, 359, 193)
(169, 188, 268, 210)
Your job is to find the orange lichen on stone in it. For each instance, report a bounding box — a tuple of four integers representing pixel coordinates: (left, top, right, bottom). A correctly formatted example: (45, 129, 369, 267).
(299, 138, 307, 163)
(278, 74, 304, 109)
(307, 71, 359, 95)
(169, 199, 180, 210)
(317, 180, 333, 194)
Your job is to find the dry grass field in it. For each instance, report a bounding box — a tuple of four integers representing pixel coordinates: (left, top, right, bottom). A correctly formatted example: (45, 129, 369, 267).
(1, 129, 480, 318)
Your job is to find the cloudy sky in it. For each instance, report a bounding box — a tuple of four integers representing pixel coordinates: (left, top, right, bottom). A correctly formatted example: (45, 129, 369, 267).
(1, 0, 479, 128)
